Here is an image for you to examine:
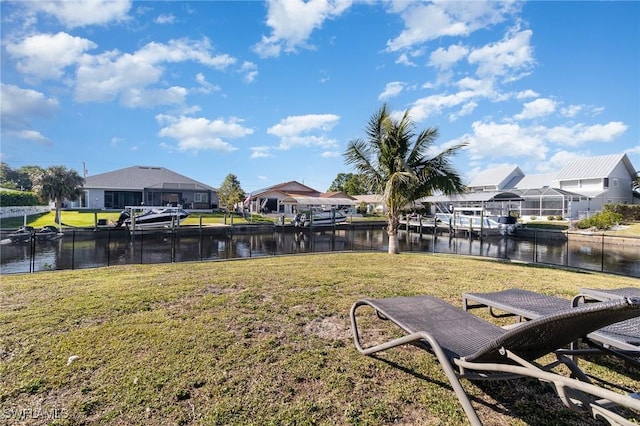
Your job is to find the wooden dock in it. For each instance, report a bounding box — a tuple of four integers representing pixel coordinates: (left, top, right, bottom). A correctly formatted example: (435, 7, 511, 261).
(399, 215, 503, 238)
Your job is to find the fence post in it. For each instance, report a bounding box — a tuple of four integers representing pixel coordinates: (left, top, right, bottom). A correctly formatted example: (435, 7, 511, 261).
(71, 229, 76, 270)
(601, 233, 605, 272)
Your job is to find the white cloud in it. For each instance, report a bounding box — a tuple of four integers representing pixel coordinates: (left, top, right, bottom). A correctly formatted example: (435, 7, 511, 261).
(468, 28, 534, 80)
(378, 81, 405, 100)
(465, 121, 548, 161)
(429, 44, 469, 70)
(4, 130, 51, 145)
(448, 101, 478, 121)
(560, 104, 583, 118)
(546, 122, 628, 146)
(515, 89, 539, 99)
(386, 1, 518, 51)
(268, 113, 340, 150)
(240, 61, 259, 83)
(0, 84, 59, 135)
(195, 73, 220, 94)
(514, 98, 556, 120)
(6, 32, 96, 80)
(395, 53, 416, 67)
(541, 150, 585, 172)
(321, 150, 341, 158)
(27, 0, 132, 28)
(251, 146, 273, 159)
(75, 38, 236, 105)
(625, 144, 640, 155)
(408, 90, 476, 122)
(268, 114, 339, 137)
(156, 114, 254, 152)
(155, 14, 175, 24)
(253, 0, 353, 58)
(120, 86, 188, 108)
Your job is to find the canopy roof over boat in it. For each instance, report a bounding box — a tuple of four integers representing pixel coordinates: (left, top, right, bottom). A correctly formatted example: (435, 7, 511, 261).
(279, 195, 357, 206)
(418, 191, 523, 203)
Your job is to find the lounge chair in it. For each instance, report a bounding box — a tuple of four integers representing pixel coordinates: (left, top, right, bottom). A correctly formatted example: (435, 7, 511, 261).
(350, 294, 640, 426)
(462, 289, 640, 359)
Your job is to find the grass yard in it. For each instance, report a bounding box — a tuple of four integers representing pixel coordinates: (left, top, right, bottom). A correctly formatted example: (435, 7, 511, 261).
(1, 253, 639, 425)
(0, 211, 273, 230)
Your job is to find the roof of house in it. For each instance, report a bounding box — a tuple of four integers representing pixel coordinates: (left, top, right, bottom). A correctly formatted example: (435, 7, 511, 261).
(249, 180, 319, 197)
(514, 173, 557, 189)
(84, 166, 216, 191)
(554, 153, 635, 180)
(468, 166, 523, 189)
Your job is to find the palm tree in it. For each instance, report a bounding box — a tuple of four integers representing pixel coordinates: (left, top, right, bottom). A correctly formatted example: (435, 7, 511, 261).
(345, 104, 467, 254)
(31, 166, 85, 226)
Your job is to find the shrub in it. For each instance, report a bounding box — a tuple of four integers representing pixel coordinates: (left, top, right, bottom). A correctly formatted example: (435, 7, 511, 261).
(604, 204, 640, 221)
(0, 190, 42, 207)
(576, 210, 623, 230)
(555, 215, 563, 221)
(547, 216, 555, 221)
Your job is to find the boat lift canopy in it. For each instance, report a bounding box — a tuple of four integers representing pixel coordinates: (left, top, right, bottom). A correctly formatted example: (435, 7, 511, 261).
(418, 191, 523, 203)
(279, 196, 357, 207)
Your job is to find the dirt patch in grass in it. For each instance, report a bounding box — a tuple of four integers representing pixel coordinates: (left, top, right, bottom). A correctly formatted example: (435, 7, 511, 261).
(304, 315, 351, 341)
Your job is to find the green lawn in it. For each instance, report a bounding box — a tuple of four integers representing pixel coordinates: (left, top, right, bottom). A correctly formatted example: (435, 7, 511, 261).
(0, 210, 274, 230)
(1, 253, 638, 425)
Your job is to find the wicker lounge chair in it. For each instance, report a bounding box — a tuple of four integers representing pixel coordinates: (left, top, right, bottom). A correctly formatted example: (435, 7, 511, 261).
(350, 294, 640, 426)
(462, 288, 640, 359)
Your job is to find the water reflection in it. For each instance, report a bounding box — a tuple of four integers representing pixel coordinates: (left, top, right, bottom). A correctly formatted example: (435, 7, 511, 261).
(1, 226, 638, 277)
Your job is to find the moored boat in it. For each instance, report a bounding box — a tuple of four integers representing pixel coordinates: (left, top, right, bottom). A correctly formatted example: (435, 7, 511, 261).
(115, 207, 190, 230)
(293, 208, 347, 227)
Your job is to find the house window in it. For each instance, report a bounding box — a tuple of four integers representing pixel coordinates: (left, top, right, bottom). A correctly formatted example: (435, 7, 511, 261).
(194, 192, 208, 203)
(603, 178, 609, 188)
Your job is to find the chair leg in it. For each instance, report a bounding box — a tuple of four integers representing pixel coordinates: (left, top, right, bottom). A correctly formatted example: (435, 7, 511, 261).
(350, 301, 483, 426)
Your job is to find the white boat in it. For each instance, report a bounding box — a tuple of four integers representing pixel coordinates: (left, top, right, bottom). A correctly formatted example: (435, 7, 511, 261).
(293, 208, 347, 227)
(115, 207, 189, 230)
(493, 215, 520, 236)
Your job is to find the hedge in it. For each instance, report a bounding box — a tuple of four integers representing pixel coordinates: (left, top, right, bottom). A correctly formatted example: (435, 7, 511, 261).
(0, 190, 42, 207)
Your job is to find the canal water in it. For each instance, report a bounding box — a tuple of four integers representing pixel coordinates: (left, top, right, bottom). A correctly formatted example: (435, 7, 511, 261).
(1, 225, 639, 277)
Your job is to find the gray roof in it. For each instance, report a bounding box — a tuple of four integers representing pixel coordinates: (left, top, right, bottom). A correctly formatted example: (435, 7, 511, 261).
(84, 166, 216, 191)
(419, 191, 523, 203)
(468, 165, 523, 188)
(554, 153, 634, 180)
(514, 173, 556, 189)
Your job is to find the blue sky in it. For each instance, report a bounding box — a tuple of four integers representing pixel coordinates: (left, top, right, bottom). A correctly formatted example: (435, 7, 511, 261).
(1, 0, 639, 193)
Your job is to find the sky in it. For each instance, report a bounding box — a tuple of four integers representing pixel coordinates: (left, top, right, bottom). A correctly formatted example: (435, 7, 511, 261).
(1, 0, 639, 194)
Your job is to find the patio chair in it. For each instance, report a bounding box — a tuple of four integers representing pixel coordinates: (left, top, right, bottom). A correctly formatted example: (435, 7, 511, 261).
(350, 294, 640, 426)
(462, 288, 640, 364)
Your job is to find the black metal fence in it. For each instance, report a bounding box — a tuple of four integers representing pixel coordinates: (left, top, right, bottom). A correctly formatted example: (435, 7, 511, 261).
(1, 225, 638, 278)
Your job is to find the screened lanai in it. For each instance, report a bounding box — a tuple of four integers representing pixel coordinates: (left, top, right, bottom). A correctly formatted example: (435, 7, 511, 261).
(513, 187, 586, 219)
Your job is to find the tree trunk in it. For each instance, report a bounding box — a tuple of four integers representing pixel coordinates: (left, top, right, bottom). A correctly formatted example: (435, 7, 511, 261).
(54, 200, 62, 226)
(387, 215, 400, 254)
(387, 230, 400, 254)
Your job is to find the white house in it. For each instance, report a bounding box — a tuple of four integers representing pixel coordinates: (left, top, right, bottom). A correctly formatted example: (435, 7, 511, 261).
(420, 153, 638, 220)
